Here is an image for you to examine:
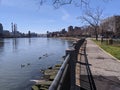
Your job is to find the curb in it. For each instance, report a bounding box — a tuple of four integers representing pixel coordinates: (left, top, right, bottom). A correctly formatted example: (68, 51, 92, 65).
(89, 39, 120, 63)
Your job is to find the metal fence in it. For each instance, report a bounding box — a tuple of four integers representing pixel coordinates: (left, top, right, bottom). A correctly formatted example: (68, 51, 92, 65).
(49, 38, 85, 90)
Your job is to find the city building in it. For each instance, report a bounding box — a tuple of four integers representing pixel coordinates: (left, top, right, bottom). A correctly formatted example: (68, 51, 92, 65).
(100, 15, 120, 38)
(73, 26, 82, 36)
(67, 26, 83, 37)
(0, 23, 3, 38)
(3, 30, 10, 37)
(67, 26, 74, 36)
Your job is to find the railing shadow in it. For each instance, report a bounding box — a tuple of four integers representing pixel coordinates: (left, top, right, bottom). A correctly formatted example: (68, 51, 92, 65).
(80, 75, 120, 90)
(76, 40, 120, 90)
(79, 40, 96, 90)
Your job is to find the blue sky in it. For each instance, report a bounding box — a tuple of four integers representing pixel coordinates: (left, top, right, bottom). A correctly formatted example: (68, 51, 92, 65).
(0, 0, 120, 34)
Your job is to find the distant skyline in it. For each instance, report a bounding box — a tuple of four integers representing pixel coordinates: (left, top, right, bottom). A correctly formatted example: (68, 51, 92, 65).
(0, 0, 120, 34)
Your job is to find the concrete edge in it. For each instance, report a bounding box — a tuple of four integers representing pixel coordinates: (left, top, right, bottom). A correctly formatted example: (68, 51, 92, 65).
(89, 39, 120, 63)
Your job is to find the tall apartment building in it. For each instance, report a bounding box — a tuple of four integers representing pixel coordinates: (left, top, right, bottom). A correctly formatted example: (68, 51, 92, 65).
(0, 23, 3, 38)
(100, 15, 120, 37)
(67, 26, 74, 36)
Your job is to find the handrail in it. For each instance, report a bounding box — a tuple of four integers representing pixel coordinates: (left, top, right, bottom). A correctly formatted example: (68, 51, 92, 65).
(57, 64, 69, 90)
(49, 54, 70, 90)
(49, 38, 86, 90)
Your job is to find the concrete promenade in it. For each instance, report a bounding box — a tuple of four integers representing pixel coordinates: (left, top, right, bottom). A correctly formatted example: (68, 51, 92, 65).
(84, 38, 120, 90)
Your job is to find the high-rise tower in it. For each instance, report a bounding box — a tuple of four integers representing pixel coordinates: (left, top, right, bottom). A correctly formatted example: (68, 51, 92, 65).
(0, 23, 3, 38)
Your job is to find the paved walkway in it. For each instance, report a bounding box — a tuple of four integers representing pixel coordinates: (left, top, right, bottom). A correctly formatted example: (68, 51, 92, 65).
(86, 38, 120, 90)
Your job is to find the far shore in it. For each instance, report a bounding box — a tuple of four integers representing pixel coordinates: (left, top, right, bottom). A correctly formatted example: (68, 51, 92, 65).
(58, 36, 80, 41)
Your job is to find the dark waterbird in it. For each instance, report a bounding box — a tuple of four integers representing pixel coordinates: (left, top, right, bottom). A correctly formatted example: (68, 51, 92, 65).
(21, 64, 25, 68)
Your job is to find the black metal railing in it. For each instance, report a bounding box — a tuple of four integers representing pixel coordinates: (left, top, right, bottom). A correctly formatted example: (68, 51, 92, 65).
(49, 54, 70, 90)
(49, 38, 85, 90)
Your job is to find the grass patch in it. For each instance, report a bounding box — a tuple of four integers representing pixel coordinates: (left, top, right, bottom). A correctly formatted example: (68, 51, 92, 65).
(92, 39, 120, 60)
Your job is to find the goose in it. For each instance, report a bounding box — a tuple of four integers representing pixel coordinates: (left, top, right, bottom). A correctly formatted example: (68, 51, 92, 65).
(39, 57, 42, 59)
(21, 64, 25, 67)
(27, 63, 30, 65)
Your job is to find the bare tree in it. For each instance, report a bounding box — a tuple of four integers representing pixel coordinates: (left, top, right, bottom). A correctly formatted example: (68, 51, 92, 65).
(38, 0, 110, 40)
(78, 7, 103, 40)
(38, 0, 111, 8)
(38, 0, 90, 8)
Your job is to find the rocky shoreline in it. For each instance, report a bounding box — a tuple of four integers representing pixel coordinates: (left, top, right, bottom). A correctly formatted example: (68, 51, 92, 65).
(32, 64, 62, 90)
(31, 37, 78, 90)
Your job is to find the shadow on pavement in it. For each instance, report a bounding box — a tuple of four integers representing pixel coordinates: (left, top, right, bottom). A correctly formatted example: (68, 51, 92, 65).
(80, 75, 120, 90)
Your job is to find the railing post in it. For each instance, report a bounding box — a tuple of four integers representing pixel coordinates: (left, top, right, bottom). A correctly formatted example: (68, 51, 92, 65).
(66, 48, 77, 90)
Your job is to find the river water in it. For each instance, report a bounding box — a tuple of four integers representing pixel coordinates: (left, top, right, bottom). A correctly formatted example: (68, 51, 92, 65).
(0, 38, 73, 90)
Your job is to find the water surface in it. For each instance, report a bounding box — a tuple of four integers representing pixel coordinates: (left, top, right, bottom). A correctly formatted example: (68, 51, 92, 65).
(0, 38, 73, 90)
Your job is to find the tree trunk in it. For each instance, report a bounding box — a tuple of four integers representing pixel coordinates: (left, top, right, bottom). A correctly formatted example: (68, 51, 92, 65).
(95, 33, 98, 40)
(95, 28, 98, 41)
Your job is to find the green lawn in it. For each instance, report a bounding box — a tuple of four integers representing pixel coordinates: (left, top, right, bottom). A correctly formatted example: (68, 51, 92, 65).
(93, 40, 120, 60)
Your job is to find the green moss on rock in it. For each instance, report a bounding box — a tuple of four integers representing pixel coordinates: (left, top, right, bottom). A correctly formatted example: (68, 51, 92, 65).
(55, 64, 61, 67)
(32, 85, 39, 90)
